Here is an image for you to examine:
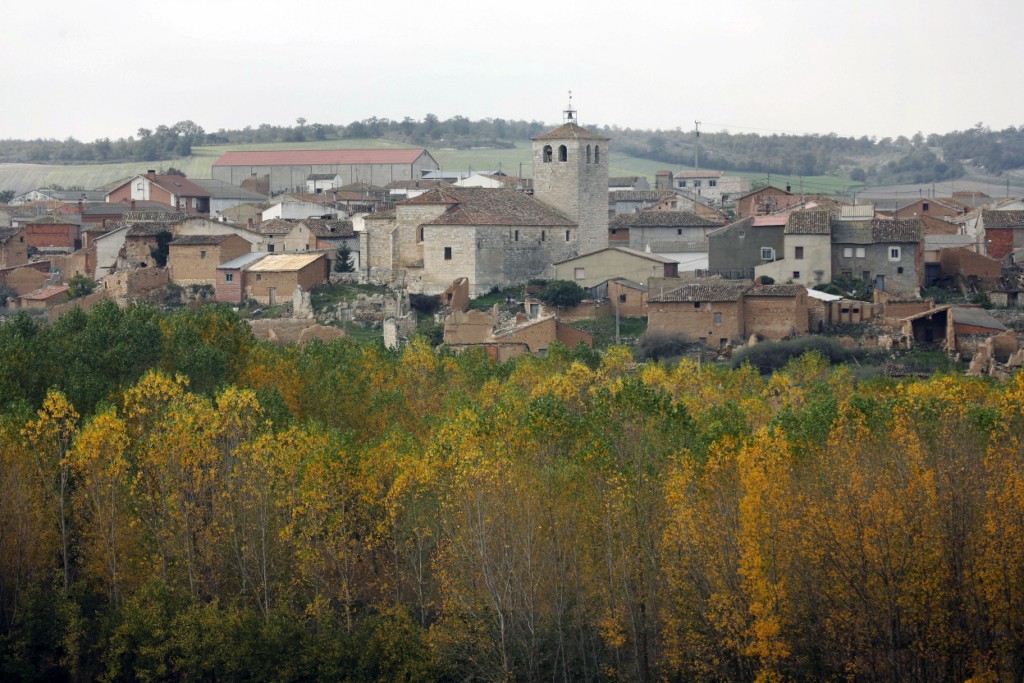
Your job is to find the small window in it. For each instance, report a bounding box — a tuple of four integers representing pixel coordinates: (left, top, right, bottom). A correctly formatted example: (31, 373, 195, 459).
(19, 236, 23, 243)
(889, 247, 901, 261)
(268, 244, 275, 252)
(842, 270, 852, 278)
(693, 302, 701, 309)
(618, 294, 627, 303)
(693, 180, 702, 188)
(594, 146, 600, 163)
(709, 179, 717, 187)
(761, 247, 774, 261)
(558, 145, 567, 162)
(678, 180, 687, 188)
(713, 312, 722, 325)
(444, 246, 452, 260)
(795, 246, 804, 259)
(843, 247, 852, 258)
(514, 229, 519, 241)
(793, 271, 800, 279)
(586, 145, 592, 163)
(543, 145, 552, 163)
(541, 230, 546, 242)
(574, 267, 585, 280)
(224, 272, 234, 282)
(897, 266, 904, 274)
(565, 230, 570, 241)
(923, 202, 929, 212)
(256, 273, 262, 281)
(856, 247, 865, 258)
(200, 250, 207, 259)
(418, 226, 424, 242)
(677, 228, 683, 235)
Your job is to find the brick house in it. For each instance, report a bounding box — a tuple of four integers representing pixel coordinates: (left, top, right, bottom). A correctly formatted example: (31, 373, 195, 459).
(215, 253, 267, 304)
(647, 283, 745, 346)
(168, 234, 252, 286)
(241, 253, 327, 305)
(0, 227, 29, 268)
(979, 209, 1024, 259)
(743, 284, 809, 339)
(647, 282, 809, 344)
(895, 198, 969, 220)
(607, 278, 649, 317)
(25, 216, 79, 252)
(105, 173, 212, 215)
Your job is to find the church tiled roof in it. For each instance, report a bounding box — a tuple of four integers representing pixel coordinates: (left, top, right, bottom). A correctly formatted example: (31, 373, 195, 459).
(532, 122, 609, 141)
(402, 188, 575, 227)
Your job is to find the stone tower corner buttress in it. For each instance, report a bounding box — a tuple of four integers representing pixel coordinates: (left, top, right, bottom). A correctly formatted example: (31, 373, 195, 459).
(531, 103, 610, 255)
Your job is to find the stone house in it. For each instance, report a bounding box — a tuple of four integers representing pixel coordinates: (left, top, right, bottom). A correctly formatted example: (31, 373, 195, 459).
(105, 172, 212, 215)
(832, 217, 922, 296)
(755, 209, 832, 287)
(707, 215, 788, 279)
(168, 234, 252, 286)
(0, 227, 29, 268)
(552, 246, 678, 289)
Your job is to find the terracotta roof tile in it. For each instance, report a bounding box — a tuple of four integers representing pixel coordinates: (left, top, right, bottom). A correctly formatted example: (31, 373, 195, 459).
(785, 209, 832, 234)
(608, 210, 722, 228)
(302, 219, 354, 237)
(871, 218, 921, 243)
(532, 122, 609, 142)
(403, 187, 575, 227)
(983, 209, 1024, 228)
(609, 190, 676, 203)
(649, 283, 744, 303)
(744, 284, 805, 297)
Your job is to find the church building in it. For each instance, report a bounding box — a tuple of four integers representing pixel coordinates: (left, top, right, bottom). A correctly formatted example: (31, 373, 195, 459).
(361, 106, 609, 296)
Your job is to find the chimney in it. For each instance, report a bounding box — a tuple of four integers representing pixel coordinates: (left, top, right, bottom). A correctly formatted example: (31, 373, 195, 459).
(77, 200, 83, 215)
(147, 170, 156, 177)
(102, 218, 108, 229)
(786, 183, 792, 192)
(131, 200, 136, 211)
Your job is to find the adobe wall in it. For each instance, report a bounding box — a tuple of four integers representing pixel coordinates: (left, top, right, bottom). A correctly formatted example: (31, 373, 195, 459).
(555, 321, 593, 348)
(608, 280, 648, 317)
(3, 267, 48, 295)
(647, 300, 743, 344)
(743, 293, 808, 340)
(44, 290, 109, 321)
(443, 308, 497, 345)
(101, 267, 170, 299)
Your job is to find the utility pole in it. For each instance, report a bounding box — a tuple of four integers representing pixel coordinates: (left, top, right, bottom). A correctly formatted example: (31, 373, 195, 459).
(694, 121, 701, 172)
(614, 290, 620, 345)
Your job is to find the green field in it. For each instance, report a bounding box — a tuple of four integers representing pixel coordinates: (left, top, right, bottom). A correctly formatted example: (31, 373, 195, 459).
(0, 137, 858, 196)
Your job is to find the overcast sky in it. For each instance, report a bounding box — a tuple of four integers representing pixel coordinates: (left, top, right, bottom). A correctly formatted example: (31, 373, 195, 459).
(3, 0, 1021, 143)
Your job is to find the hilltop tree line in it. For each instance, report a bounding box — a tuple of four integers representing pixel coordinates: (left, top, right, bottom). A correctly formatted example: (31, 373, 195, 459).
(3, 301, 1024, 681)
(2, 115, 1024, 185)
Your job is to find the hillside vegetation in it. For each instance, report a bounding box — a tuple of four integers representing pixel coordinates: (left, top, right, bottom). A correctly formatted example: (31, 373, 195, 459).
(2, 302, 1024, 681)
(3, 116, 1023, 195)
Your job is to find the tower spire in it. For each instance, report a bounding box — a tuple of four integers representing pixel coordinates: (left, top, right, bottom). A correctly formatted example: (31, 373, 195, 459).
(563, 90, 576, 124)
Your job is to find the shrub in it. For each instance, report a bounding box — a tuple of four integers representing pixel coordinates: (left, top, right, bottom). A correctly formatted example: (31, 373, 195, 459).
(971, 292, 994, 309)
(535, 280, 586, 308)
(638, 331, 690, 361)
(66, 274, 96, 299)
(731, 336, 863, 374)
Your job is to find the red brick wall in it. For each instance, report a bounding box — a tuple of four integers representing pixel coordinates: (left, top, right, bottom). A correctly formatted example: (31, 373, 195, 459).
(986, 228, 1013, 259)
(26, 223, 78, 249)
(647, 300, 743, 344)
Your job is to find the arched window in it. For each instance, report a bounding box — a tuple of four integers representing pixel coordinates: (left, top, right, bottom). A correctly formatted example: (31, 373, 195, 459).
(558, 145, 568, 162)
(586, 145, 592, 163)
(594, 145, 600, 163)
(542, 145, 552, 163)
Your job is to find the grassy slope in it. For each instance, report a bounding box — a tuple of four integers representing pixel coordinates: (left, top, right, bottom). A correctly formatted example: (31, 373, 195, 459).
(0, 137, 858, 195)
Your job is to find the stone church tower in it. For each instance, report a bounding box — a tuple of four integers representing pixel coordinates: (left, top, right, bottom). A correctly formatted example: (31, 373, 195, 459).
(532, 104, 609, 255)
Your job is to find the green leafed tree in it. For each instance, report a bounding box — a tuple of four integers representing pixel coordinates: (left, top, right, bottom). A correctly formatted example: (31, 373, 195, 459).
(334, 244, 354, 273)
